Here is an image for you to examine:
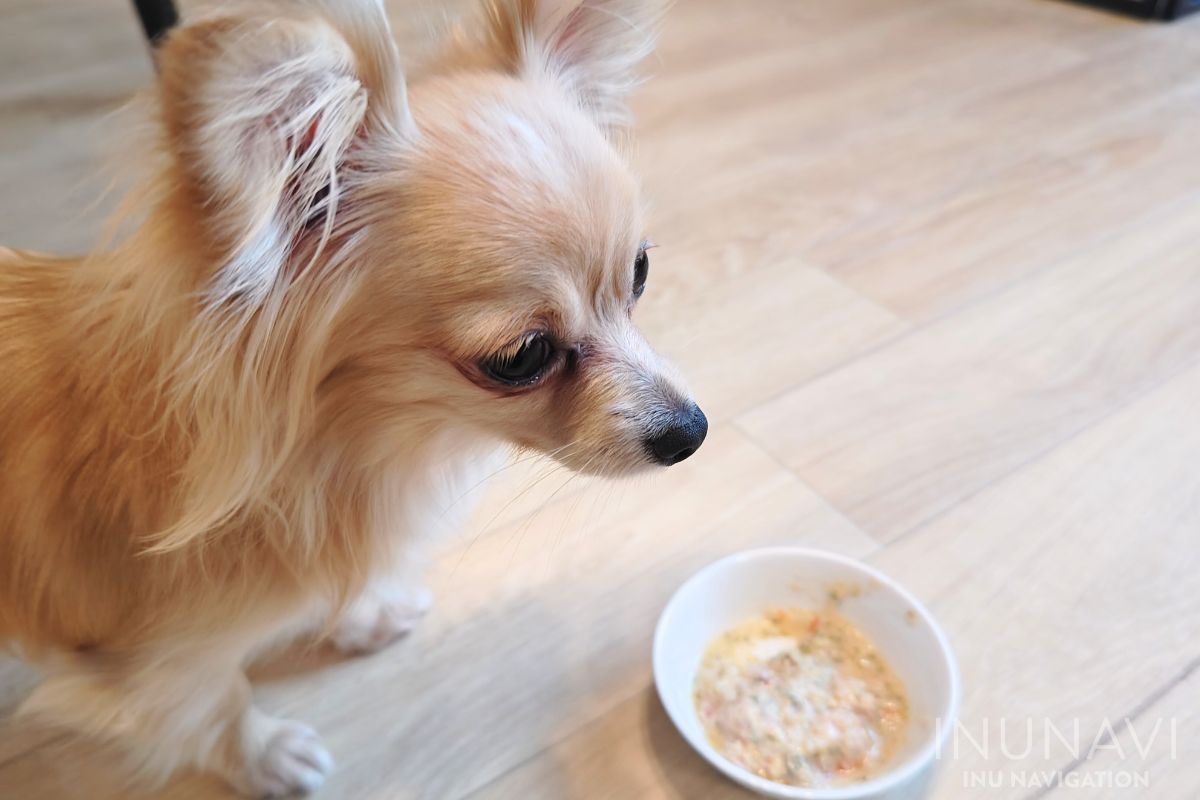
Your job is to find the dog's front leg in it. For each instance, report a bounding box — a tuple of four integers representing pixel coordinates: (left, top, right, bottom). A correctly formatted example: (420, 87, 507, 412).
(21, 643, 333, 797)
(326, 516, 437, 656)
(327, 443, 506, 656)
(328, 582, 433, 655)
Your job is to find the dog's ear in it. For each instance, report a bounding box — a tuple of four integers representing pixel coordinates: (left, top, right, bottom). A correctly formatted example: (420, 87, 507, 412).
(156, 1, 410, 306)
(481, 0, 665, 132)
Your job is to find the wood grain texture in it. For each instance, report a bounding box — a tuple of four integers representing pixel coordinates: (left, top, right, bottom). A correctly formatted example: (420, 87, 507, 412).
(3, 0, 1199, 798)
(738, 201, 1200, 542)
(1066, 665, 1199, 800)
(870, 365, 1200, 799)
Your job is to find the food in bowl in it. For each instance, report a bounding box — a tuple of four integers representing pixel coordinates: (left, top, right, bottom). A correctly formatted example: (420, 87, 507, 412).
(693, 606, 909, 788)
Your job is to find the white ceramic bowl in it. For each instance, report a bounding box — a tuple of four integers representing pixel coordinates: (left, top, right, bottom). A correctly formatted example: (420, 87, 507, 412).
(653, 547, 960, 800)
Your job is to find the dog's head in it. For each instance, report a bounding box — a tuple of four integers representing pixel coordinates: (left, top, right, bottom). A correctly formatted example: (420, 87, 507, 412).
(155, 0, 705, 477)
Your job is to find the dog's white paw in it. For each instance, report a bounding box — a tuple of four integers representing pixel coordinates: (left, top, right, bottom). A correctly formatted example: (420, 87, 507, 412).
(244, 720, 333, 798)
(330, 586, 432, 655)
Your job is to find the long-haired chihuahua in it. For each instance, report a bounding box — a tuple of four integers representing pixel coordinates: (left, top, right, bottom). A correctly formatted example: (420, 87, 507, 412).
(0, 0, 705, 794)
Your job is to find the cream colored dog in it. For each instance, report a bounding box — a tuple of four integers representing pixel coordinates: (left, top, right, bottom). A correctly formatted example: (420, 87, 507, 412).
(0, 0, 706, 795)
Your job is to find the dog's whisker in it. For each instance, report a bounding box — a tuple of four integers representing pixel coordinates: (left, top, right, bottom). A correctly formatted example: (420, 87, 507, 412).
(449, 444, 581, 575)
(543, 460, 601, 575)
(435, 444, 560, 523)
(506, 460, 586, 571)
(507, 445, 600, 561)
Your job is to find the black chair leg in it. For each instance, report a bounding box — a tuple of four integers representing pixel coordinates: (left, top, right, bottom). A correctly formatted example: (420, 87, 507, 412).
(132, 0, 178, 46)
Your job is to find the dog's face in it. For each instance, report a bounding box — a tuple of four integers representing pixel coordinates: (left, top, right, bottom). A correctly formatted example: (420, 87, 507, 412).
(365, 72, 705, 476)
(158, 0, 703, 476)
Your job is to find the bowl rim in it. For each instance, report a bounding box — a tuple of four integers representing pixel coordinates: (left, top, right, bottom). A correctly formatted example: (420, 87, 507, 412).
(652, 546, 962, 800)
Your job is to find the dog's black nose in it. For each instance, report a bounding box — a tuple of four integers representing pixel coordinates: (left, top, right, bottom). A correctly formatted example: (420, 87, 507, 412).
(646, 403, 708, 466)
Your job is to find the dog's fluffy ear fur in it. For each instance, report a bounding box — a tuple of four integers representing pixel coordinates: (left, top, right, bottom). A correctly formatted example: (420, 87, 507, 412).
(156, 0, 408, 307)
(478, 0, 665, 131)
(122, 1, 412, 555)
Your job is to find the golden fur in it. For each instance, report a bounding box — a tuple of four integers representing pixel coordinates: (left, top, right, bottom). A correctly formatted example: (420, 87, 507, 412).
(0, 0, 699, 795)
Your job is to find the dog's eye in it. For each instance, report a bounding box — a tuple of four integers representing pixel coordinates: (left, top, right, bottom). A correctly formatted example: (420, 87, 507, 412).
(633, 247, 650, 299)
(483, 333, 554, 386)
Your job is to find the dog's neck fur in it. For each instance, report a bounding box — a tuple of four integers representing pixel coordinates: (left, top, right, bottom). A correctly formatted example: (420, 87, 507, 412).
(54, 203, 499, 614)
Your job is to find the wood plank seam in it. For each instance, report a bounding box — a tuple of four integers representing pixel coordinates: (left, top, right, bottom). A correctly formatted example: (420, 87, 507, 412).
(725, 179, 1200, 427)
(1024, 656, 1200, 800)
(734, 349, 1200, 553)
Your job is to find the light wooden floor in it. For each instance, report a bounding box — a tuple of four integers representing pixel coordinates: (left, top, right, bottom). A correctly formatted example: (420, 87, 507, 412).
(2, 0, 1199, 798)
